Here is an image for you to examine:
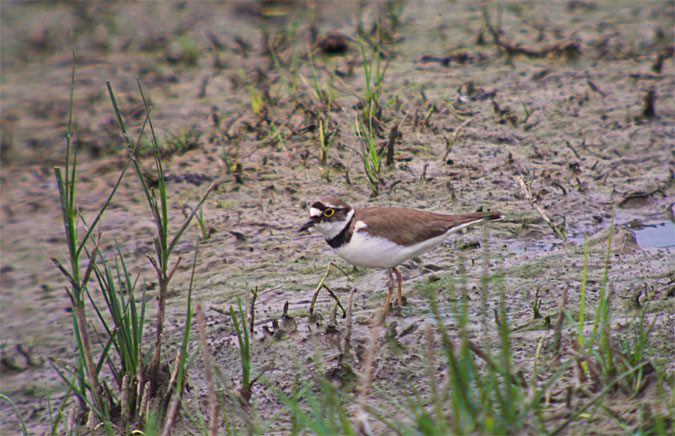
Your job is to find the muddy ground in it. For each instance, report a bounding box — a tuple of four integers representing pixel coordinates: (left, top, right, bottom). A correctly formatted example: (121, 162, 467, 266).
(1, 1, 674, 434)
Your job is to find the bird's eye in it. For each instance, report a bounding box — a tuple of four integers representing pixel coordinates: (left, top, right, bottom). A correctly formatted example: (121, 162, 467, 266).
(324, 208, 335, 217)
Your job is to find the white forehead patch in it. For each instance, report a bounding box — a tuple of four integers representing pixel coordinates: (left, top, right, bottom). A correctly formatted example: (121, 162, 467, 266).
(309, 207, 322, 217)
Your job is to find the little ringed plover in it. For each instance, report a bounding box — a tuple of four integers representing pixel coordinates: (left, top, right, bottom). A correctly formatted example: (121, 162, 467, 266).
(299, 197, 502, 314)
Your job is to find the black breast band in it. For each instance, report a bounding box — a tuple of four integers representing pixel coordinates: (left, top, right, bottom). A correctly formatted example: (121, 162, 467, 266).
(327, 217, 354, 248)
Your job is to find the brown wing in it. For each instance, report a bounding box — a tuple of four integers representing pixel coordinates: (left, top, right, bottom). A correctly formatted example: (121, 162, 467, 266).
(355, 207, 500, 247)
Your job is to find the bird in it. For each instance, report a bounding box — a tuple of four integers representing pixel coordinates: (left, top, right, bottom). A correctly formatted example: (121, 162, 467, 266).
(299, 197, 502, 315)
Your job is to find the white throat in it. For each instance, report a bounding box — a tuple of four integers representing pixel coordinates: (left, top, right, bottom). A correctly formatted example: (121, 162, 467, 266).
(314, 208, 354, 240)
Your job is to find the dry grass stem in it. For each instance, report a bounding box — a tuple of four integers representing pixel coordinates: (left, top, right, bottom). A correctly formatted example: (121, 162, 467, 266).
(424, 322, 438, 402)
(552, 287, 569, 356)
(248, 288, 257, 333)
(343, 288, 357, 358)
(354, 308, 383, 433)
(197, 305, 218, 436)
(516, 175, 566, 240)
(161, 390, 180, 436)
(309, 262, 350, 319)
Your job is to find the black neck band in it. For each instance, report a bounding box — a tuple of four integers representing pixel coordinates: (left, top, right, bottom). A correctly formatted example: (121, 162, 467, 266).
(327, 216, 353, 248)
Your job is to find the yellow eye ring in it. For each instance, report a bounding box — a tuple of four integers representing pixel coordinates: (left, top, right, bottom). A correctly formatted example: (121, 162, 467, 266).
(324, 208, 335, 217)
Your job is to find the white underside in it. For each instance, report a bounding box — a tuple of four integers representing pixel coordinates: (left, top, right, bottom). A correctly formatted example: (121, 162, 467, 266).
(334, 218, 485, 269)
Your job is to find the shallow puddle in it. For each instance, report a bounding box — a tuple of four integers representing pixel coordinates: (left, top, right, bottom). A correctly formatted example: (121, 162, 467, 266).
(504, 234, 586, 253)
(504, 239, 556, 253)
(633, 221, 675, 248)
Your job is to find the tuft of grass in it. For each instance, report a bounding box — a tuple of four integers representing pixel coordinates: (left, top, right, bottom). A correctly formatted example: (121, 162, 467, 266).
(161, 126, 202, 157)
(248, 86, 264, 115)
(411, 272, 567, 435)
(160, 242, 199, 435)
(50, 52, 214, 433)
(353, 39, 389, 196)
(317, 116, 338, 171)
(274, 358, 356, 435)
(51, 51, 136, 431)
(306, 46, 335, 109)
(357, 39, 387, 129)
(266, 21, 301, 99)
(300, 46, 340, 174)
(183, 203, 212, 241)
(85, 238, 147, 428)
(107, 78, 215, 397)
(166, 34, 200, 66)
(230, 297, 271, 406)
(556, 216, 665, 433)
(265, 120, 287, 149)
(354, 114, 384, 196)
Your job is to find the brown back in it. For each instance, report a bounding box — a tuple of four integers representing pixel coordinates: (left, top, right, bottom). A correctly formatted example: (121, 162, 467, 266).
(353, 207, 501, 247)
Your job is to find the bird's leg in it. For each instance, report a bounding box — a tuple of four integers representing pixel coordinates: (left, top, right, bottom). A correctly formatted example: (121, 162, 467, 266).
(382, 269, 396, 316)
(392, 267, 403, 306)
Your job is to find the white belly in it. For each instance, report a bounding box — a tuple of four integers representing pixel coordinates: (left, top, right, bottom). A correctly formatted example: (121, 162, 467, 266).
(334, 229, 453, 269)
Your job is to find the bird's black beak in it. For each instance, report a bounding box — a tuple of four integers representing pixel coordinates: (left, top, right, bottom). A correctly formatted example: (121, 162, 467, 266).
(298, 218, 316, 233)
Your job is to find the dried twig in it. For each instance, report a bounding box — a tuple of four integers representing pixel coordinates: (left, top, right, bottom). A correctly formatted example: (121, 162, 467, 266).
(515, 175, 567, 240)
(586, 79, 606, 97)
(482, 7, 581, 59)
(309, 262, 350, 320)
(565, 141, 581, 160)
(552, 287, 569, 356)
(385, 125, 398, 167)
(73, 236, 104, 417)
(324, 285, 347, 318)
(149, 253, 184, 391)
(161, 387, 180, 436)
(442, 117, 472, 161)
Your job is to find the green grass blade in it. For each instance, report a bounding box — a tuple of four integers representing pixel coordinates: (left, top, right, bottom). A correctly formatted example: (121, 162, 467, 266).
(74, 156, 133, 259)
(578, 237, 589, 346)
(136, 80, 170, 263)
(550, 360, 651, 435)
(172, 241, 199, 403)
(106, 82, 158, 224)
(167, 183, 215, 257)
(590, 215, 614, 347)
(0, 394, 29, 436)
